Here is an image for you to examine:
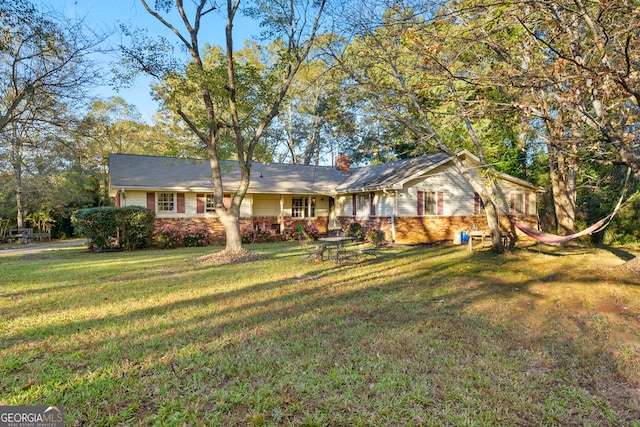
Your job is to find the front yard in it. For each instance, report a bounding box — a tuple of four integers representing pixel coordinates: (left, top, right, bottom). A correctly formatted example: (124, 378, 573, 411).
(1, 242, 639, 425)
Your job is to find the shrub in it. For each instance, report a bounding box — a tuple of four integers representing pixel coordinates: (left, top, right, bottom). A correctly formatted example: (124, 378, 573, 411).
(73, 206, 155, 251)
(301, 224, 319, 240)
(241, 226, 257, 244)
(72, 207, 118, 251)
(345, 222, 364, 241)
(258, 228, 275, 242)
(117, 206, 155, 250)
(364, 226, 384, 243)
(158, 224, 183, 249)
(283, 227, 298, 241)
(184, 226, 211, 247)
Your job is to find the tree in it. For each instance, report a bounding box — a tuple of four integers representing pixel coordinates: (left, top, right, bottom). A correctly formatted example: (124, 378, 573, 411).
(335, 1, 532, 253)
(0, 0, 100, 228)
(71, 97, 203, 172)
(496, 1, 640, 234)
(121, 0, 327, 253)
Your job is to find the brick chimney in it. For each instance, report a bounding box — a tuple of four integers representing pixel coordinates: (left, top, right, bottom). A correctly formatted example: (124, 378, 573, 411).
(335, 154, 351, 174)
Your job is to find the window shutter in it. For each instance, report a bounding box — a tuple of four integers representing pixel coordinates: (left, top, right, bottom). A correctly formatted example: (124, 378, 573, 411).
(223, 194, 231, 208)
(510, 193, 515, 215)
(115, 192, 121, 208)
(524, 193, 530, 215)
(351, 195, 357, 216)
(177, 193, 185, 214)
(147, 192, 155, 212)
(417, 191, 424, 216)
(369, 192, 376, 216)
(437, 191, 444, 216)
(196, 194, 205, 214)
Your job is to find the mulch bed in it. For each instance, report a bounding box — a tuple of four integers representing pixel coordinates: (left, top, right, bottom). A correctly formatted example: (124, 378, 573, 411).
(193, 248, 267, 265)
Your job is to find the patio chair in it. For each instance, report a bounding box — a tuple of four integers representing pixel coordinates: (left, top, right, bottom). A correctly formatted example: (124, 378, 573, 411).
(299, 234, 324, 262)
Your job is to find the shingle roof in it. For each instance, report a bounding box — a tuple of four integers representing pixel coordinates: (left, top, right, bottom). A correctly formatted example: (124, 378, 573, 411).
(336, 153, 450, 192)
(108, 153, 349, 194)
(108, 151, 536, 194)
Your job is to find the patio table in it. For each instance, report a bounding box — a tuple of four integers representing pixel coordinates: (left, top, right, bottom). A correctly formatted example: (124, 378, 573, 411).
(318, 236, 355, 263)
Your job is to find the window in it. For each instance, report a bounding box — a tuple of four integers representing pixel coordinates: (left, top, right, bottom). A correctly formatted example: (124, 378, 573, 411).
(157, 192, 175, 212)
(292, 198, 305, 218)
(417, 191, 443, 216)
(292, 197, 316, 218)
(474, 192, 485, 215)
(424, 191, 436, 215)
(510, 193, 529, 215)
(205, 194, 216, 212)
(369, 192, 376, 216)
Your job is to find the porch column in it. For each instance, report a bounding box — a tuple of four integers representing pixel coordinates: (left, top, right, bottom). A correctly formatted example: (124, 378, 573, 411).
(391, 191, 397, 242)
(280, 195, 285, 233)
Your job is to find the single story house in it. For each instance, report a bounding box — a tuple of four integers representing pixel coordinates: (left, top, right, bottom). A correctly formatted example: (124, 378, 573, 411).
(108, 151, 539, 244)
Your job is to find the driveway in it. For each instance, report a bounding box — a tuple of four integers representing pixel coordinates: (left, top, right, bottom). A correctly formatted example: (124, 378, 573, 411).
(0, 239, 87, 257)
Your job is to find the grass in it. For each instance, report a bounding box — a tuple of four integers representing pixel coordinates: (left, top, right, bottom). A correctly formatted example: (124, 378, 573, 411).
(1, 241, 639, 426)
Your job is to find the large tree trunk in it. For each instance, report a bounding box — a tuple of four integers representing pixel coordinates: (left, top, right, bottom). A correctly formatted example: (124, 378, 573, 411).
(218, 208, 243, 252)
(11, 133, 25, 229)
(547, 141, 578, 236)
(485, 201, 505, 254)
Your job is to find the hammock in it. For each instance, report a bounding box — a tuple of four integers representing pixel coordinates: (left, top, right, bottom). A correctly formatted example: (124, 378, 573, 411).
(512, 217, 608, 245)
(511, 168, 636, 246)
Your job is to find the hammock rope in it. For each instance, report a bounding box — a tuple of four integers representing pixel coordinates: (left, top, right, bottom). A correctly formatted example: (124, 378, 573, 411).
(510, 168, 637, 246)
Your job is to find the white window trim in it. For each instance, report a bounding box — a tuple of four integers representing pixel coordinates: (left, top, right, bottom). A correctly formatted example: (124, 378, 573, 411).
(157, 192, 176, 213)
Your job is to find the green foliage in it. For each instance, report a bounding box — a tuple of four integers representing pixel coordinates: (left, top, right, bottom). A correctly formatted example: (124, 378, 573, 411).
(241, 226, 258, 244)
(25, 211, 55, 233)
(117, 206, 156, 250)
(72, 207, 118, 250)
(158, 224, 183, 249)
(283, 227, 298, 241)
(73, 206, 155, 251)
(604, 198, 640, 246)
(301, 224, 319, 240)
(283, 224, 319, 241)
(364, 226, 384, 243)
(184, 226, 211, 247)
(345, 222, 364, 241)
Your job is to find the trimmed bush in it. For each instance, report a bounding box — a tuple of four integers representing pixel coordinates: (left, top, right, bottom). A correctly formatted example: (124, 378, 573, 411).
(184, 226, 211, 247)
(364, 226, 384, 243)
(158, 224, 183, 249)
(117, 206, 155, 250)
(72, 207, 118, 251)
(345, 222, 364, 241)
(73, 206, 155, 251)
(241, 226, 257, 244)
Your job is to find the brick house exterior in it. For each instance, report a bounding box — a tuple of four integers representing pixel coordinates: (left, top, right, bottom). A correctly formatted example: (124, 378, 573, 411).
(109, 151, 540, 244)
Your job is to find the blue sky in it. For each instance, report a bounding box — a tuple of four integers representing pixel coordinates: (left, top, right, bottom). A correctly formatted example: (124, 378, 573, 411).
(34, 0, 258, 121)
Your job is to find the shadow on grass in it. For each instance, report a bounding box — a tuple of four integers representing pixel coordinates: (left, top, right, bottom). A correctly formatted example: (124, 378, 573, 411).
(2, 242, 640, 425)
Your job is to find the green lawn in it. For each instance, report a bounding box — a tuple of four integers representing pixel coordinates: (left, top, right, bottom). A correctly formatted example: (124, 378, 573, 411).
(1, 242, 639, 426)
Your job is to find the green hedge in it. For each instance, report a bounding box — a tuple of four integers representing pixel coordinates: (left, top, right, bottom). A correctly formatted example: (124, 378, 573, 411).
(73, 206, 155, 251)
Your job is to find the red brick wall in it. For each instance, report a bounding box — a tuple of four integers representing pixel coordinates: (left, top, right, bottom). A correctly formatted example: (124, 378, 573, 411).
(336, 215, 539, 244)
(154, 214, 538, 245)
